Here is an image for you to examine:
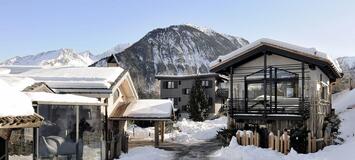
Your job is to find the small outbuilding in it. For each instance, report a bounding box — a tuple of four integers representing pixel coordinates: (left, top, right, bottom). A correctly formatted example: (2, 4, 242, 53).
(110, 99, 174, 147)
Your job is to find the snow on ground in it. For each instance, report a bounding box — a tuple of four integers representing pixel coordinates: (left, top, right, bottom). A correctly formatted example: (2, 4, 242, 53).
(126, 125, 155, 139)
(118, 146, 174, 160)
(126, 116, 227, 144)
(210, 89, 355, 160)
(167, 116, 227, 144)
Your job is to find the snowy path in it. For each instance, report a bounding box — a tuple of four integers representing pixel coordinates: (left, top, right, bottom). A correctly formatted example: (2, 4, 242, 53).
(123, 117, 227, 160)
(170, 138, 223, 160)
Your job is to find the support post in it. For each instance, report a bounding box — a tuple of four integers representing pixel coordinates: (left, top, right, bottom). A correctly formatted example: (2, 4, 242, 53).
(274, 68, 278, 113)
(104, 99, 109, 160)
(302, 63, 305, 103)
(308, 132, 311, 153)
(160, 121, 165, 143)
(269, 66, 272, 113)
(244, 76, 248, 113)
(154, 121, 160, 147)
(350, 77, 353, 90)
(263, 51, 267, 117)
(230, 67, 234, 115)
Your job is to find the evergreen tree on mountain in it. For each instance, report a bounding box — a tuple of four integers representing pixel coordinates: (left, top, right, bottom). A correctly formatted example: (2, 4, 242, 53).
(188, 79, 209, 121)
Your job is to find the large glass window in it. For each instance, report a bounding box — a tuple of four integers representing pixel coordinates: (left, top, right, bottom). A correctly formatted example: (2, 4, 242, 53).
(80, 106, 102, 160)
(37, 105, 102, 160)
(245, 67, 299, 113)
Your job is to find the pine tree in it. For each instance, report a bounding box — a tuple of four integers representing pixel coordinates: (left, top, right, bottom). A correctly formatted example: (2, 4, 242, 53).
(188, 79, 209, 121)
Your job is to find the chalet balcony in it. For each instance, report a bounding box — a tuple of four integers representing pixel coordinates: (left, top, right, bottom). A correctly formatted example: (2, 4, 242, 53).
(228, 98, 310, 120)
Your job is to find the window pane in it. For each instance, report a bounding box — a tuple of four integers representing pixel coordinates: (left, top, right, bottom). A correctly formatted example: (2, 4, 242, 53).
(38, 105, 77, 159)
(80, 106, 102, 160)
(248, 83, 264, 99)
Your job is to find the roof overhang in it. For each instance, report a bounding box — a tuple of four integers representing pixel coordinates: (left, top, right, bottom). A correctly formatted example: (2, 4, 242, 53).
(109, 100, 174, 121)
(26, 92, 106, 106)
(0, 113, 43, 129)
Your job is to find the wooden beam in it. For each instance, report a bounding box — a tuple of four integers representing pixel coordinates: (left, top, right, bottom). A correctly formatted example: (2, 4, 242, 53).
(269, 66, 272, 113)
(244, 77, 248, 113)
(160, 121, 165, 143)
(274, 68, 278, 113)
(230, 67, 234, 115)
(263, 51, 267, 117)
(154, 121, 160, 147)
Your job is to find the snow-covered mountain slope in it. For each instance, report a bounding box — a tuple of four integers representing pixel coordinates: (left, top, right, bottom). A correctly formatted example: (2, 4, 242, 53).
(1, 48, 97, 67)
(337, 56, 355, 73)
(97, 43, 130, 60)
(93, 24, 249, 97)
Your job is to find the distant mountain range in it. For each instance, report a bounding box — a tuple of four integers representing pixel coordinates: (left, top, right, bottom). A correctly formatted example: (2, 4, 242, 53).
(3, 24, 353, 97)
(92, 24, 249, 97)
(0, 44, 130, 67)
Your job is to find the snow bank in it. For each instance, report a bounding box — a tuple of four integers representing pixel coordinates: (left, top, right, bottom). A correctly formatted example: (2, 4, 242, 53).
(211, 137, 283, 160)
(118, 146, 174, 160)
(211, 135, 355, 160)
(211, 90, 355, 160)
(332, 89, 355, 113)
(0, 79, 34, 117)
(168, 116, 227, 144)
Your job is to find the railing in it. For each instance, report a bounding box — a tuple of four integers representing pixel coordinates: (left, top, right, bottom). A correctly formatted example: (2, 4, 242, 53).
(228, 98, 310, 119)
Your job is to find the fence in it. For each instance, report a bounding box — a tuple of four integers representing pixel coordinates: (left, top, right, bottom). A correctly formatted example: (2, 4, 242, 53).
(235, 130, 331, 154)
(268, 131, 290, 154)
(235, 130, 260, 146)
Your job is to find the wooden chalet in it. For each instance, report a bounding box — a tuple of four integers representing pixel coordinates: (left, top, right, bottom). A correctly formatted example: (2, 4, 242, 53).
(210, 38, 342, 143)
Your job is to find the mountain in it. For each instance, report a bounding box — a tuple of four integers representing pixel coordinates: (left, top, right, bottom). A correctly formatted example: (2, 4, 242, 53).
(337, 57, 355, 72)
(93, 24, 249, 97)
(97, 43, 131, 60)
(334, 56, 355, 91)
(1, 48, 97, 67)
(0, 43, 130, 67)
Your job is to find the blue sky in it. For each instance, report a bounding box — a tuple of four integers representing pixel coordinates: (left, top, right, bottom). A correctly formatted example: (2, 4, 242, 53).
(0, 0, 355, 61)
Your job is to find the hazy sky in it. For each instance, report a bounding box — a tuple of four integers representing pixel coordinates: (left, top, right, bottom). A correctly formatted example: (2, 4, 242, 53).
(0, 0, 355, 61)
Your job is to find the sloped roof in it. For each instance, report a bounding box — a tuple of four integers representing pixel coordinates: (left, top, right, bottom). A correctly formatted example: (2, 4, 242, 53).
(155, 73, 228, 81)
(110, 99, 174, 120)
(210, 38, 342, 81)
(0, 114, 43, 129)
(25, 92, 105, 106)
(0, 79, 44, 129)
(18, 67, 125, 89)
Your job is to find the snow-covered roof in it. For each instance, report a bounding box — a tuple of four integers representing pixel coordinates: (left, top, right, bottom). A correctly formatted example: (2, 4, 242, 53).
(0, 79, 34, 117)
(210, 38, 342, 76)
(25, 92, 104, 106)
(155, 73, 222, 80)
(0, 65, 44, 74)
(18, 67, 125, 89)
(111, 99, 174, 120)
(0, 76, 35, 91)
